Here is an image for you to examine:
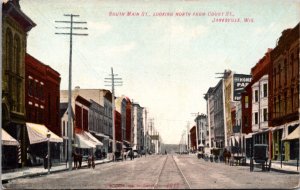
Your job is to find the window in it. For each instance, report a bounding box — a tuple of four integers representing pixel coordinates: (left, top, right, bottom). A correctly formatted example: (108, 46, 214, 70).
(263, 108, 268, 122)
(263, 83, 268, 97)
(255, 90, 259, 102)
(254, 112, 258, 124)
(244, 116, 248, 127)
(245, 96, 248, 108)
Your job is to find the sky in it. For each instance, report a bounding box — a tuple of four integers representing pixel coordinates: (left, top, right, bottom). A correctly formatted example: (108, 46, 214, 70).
(20, 0, 300, 144)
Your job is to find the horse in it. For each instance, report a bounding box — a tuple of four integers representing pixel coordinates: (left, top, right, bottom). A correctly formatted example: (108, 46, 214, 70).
(72, 152, 83, 169)
(223, 149, 231, 165)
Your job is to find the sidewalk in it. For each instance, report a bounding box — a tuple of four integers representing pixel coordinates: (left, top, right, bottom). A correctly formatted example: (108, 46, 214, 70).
(245, 158, 300, 174)
(2, 158, 112, 182)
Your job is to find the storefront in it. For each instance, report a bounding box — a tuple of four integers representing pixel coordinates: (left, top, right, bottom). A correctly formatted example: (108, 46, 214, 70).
(282, 125, 299, 160)
(26, 122, 63, 164)
(2, 128, 19, 169)
(74, 131, 103, 157)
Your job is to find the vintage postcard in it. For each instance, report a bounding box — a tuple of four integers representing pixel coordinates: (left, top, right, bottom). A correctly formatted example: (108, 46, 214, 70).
(1, 0, 300, 189)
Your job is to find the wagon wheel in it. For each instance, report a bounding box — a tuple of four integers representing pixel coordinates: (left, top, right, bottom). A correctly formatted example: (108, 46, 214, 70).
(250, 158, 254, 172)
(268, 159, 272, 171)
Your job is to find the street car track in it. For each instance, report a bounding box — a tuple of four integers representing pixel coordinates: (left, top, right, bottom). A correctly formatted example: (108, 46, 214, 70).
(153, 155, 191, 189)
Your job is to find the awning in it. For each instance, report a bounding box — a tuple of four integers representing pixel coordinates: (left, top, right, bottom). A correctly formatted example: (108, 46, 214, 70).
(283, 127, 300, 141)
(26, 122, 63, 144)
(2, 128, 19, 146)
(95, 133, 109, 139)
(75, 133, 96, 149)
(83, 131, 103, 146)
(245, 133, 253, 138)
(75, 131, 103, 149)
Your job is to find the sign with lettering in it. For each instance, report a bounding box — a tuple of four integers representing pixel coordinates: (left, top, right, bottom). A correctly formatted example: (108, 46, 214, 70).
(233, 74, 252, 101)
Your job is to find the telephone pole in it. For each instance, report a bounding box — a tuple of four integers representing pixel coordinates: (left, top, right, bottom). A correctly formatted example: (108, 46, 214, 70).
(55, 14, 88, 171)
(105, 67, 122, 160)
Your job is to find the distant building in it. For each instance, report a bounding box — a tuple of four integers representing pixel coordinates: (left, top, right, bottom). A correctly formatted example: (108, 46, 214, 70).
(189, 126, 196, 152)
(213, 79, 225, 148)
(115, 96, 127, 148)
(132, 103, 144, 151)
(204, 87, 215, 148)
(60, 88, 113, 155)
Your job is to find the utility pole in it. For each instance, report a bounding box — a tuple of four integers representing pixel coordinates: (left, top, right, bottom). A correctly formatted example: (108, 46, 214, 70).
(55, 14, 88, 171)
(144, 108, 148, 155)
(186, 122, 190, 153)
(105, 67, 122, 160)
(0, 2, 3, 188)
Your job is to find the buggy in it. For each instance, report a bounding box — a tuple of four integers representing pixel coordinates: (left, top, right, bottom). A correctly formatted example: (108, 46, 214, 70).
(250, 144, 271, 172)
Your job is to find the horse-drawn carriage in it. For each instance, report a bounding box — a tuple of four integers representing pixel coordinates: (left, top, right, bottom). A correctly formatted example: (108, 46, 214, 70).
(250, 144, 271, 172)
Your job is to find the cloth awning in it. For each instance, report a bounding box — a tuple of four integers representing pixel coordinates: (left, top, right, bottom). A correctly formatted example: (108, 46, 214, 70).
(2, 128, 19, 146)
(75, 131, 103, 149)
(83, 131, 103, 146)
(245, 133, 253, 138)
(283, 127, 300, 141)
(26, 122, 63, 144)
(95, 133, 109, 139)
(75, 133, 96, 149)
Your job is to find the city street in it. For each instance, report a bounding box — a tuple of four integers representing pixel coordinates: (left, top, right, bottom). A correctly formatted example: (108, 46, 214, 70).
(3, 155, 299, 189)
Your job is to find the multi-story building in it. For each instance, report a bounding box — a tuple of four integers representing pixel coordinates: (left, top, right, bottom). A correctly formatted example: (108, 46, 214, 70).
(213, 80, 225, 148)
(89, 100, 108, 156)
(25, 54, 61, 135)
(60, 102, 74, 161)
(224, 70, 251, 151)
(115, 96, 127, 148)
(249, 50, 271, 153)
(204, 87, 215, 149)
(25, 53, 61, 162)
(241, 83, 253, 157)
(125, 97, 132, 147)
(194, 114, 207, 149)
(2, 0, 36, 168)
(60, 88, 113, 154)
(132, 103, 144, 151)
(189, 126, 196, 152)
(269, 23, 299, 161)
(114, 110, 122, 152)
(224, 70, 251, 149)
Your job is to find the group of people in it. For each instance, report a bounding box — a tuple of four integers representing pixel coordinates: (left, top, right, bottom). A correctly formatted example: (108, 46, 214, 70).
(72, 151, 95, 169)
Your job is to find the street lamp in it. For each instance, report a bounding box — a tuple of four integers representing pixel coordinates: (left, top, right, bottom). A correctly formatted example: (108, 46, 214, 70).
(47, 131, 51, 174)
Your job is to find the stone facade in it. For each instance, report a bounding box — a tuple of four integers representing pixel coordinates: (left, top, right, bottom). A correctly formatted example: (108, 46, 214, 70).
(2, 0, 35, 167)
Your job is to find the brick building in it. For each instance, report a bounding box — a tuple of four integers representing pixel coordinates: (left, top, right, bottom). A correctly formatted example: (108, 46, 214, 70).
(269, 23, 299, 161)
(25, 54, 61, 135)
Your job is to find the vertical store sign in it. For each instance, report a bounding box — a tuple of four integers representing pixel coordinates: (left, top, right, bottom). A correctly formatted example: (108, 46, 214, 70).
(233, 74, 252, 101)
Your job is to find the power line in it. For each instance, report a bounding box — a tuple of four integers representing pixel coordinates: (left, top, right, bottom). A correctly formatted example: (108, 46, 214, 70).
(55, 14, 88, 171)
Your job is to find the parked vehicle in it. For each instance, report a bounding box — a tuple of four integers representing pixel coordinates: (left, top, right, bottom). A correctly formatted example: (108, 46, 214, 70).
(250, 144, 271, 172)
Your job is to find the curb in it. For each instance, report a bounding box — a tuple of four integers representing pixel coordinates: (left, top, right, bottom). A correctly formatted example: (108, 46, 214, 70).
(2, 159, 113, 184)
(244, 162, 300, 175)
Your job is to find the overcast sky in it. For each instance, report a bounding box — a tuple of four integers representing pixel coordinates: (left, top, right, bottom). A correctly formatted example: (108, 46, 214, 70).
(20, 0, 300, 144)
